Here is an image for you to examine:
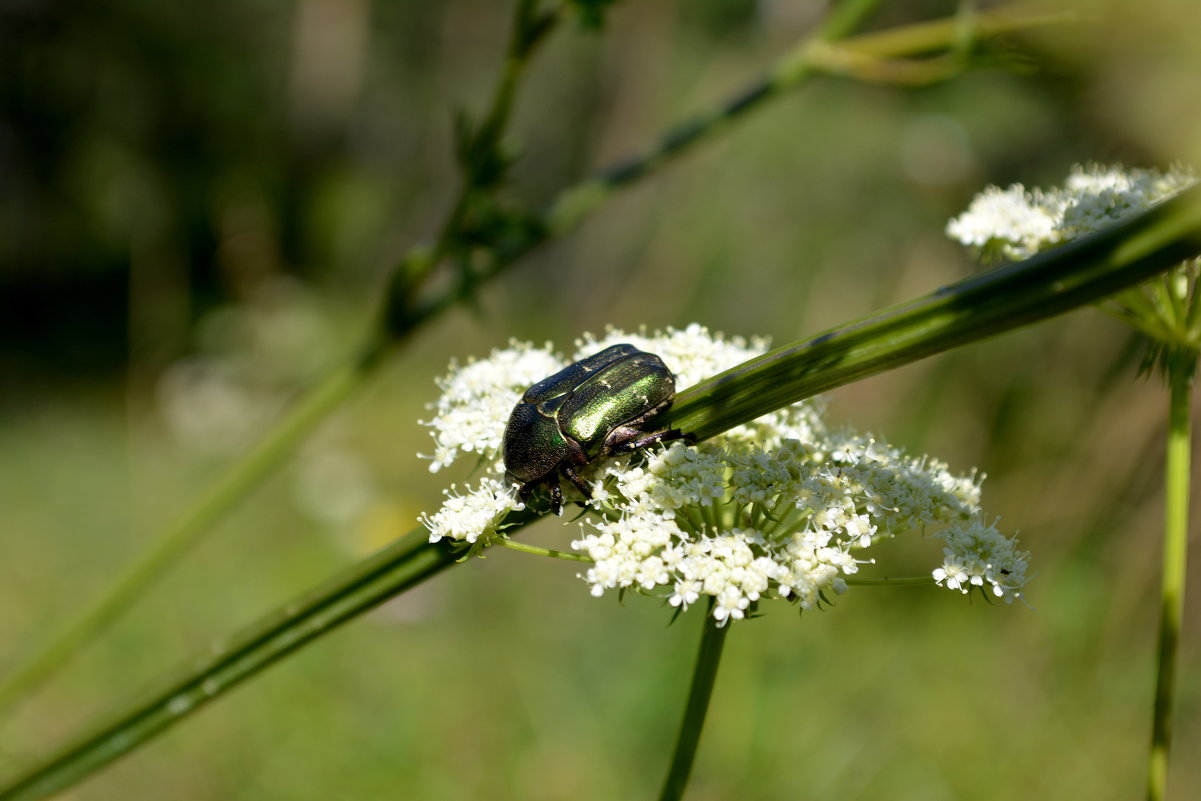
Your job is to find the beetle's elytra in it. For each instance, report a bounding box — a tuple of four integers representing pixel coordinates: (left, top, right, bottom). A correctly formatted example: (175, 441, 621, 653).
(502, 343, 689, 515)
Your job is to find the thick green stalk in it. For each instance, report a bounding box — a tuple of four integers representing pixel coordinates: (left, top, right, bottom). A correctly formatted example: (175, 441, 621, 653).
(0, 526, 483, 801)
(668, 184, 1201, 440)
(1146, 359, 1192, 801)
(0, 341, 384, 712)
(658, 603, 729, 801)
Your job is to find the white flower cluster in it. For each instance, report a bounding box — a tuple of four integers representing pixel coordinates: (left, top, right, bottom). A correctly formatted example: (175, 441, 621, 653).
(419, 324, 1029, 623)
(933, 518, 1029, 597)
(946, 163, 1197, 261)
(417, 478, 526, 545)
(420, 341, 565, 473)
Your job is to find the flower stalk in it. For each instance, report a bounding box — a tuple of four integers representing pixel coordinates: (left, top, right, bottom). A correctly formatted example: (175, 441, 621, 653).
(497, 539, 593, 562)
(0, 528, 476, 801)
(1147, 357, 1192, 801)
(658, 601, 729, 801)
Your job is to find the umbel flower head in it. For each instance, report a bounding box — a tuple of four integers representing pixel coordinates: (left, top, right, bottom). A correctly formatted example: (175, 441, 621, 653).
(946, 162, 1197, 262)
(419, 324, 1030, 625)
(947, 163, 1201, 378)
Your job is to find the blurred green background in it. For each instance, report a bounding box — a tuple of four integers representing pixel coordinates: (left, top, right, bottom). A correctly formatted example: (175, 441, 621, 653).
(2, 0, 1199, 798)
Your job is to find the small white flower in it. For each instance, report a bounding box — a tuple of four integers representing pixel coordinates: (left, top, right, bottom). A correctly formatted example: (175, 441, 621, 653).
(575, 323, 769, 391)
(419, 478, 524, 545)
(420, 342, 564, 473)
(946, 183, 1060, 261)
(947, 163, 1197, 262)
(934, 518, 1030, 603)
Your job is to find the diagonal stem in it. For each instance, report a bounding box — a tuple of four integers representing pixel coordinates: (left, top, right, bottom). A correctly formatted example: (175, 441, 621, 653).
(0, 528, 471, 801)
(0, 344, 384, 712)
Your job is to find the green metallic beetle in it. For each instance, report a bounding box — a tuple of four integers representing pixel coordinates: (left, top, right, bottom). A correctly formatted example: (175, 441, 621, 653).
(502, 343, 689, 515)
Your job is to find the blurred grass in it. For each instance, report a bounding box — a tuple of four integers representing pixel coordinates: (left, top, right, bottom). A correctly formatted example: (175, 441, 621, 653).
(2, 0, 1200, 799)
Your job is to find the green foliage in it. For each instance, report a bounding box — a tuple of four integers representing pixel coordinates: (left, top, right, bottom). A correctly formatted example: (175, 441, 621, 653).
(567, 0, 620, 29)
(453, 107, 516, 191)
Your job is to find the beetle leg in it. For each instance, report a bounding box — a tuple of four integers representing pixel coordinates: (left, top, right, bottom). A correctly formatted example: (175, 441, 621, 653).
(517, 477, 565, 516)
(561, 465, 593, 502)
(609, 427, 691, 454)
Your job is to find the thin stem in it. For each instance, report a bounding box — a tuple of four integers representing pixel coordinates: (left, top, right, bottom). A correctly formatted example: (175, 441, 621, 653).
(844, 576, 934, 586)
(658, 601, 730, 801)
(497, 539, 592, 562)
(0, 345, 383, 713)
(802, 42, 963, 87)
(543, 3, 1072, 238)
(1146, 358, 1193, 801)
(832, 4, 1077, 60)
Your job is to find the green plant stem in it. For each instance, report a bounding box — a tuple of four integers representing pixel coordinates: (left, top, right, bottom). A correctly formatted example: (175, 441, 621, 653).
(1146, 358, 1193, 801)
(844, 576, 934, 586)
(0, 342, 384, 713)
(570, 0, 886, 193)
(381, 1, 560, 338)
(833, 2, 1073, 61)
(668, 183, 1201, 440)
(658, 602, 729, 801)
(497, 539, 592, 561)
(543, 3, 1069, 236)
(0, 524, 505, 801)
(786, 4, 1075, 87)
